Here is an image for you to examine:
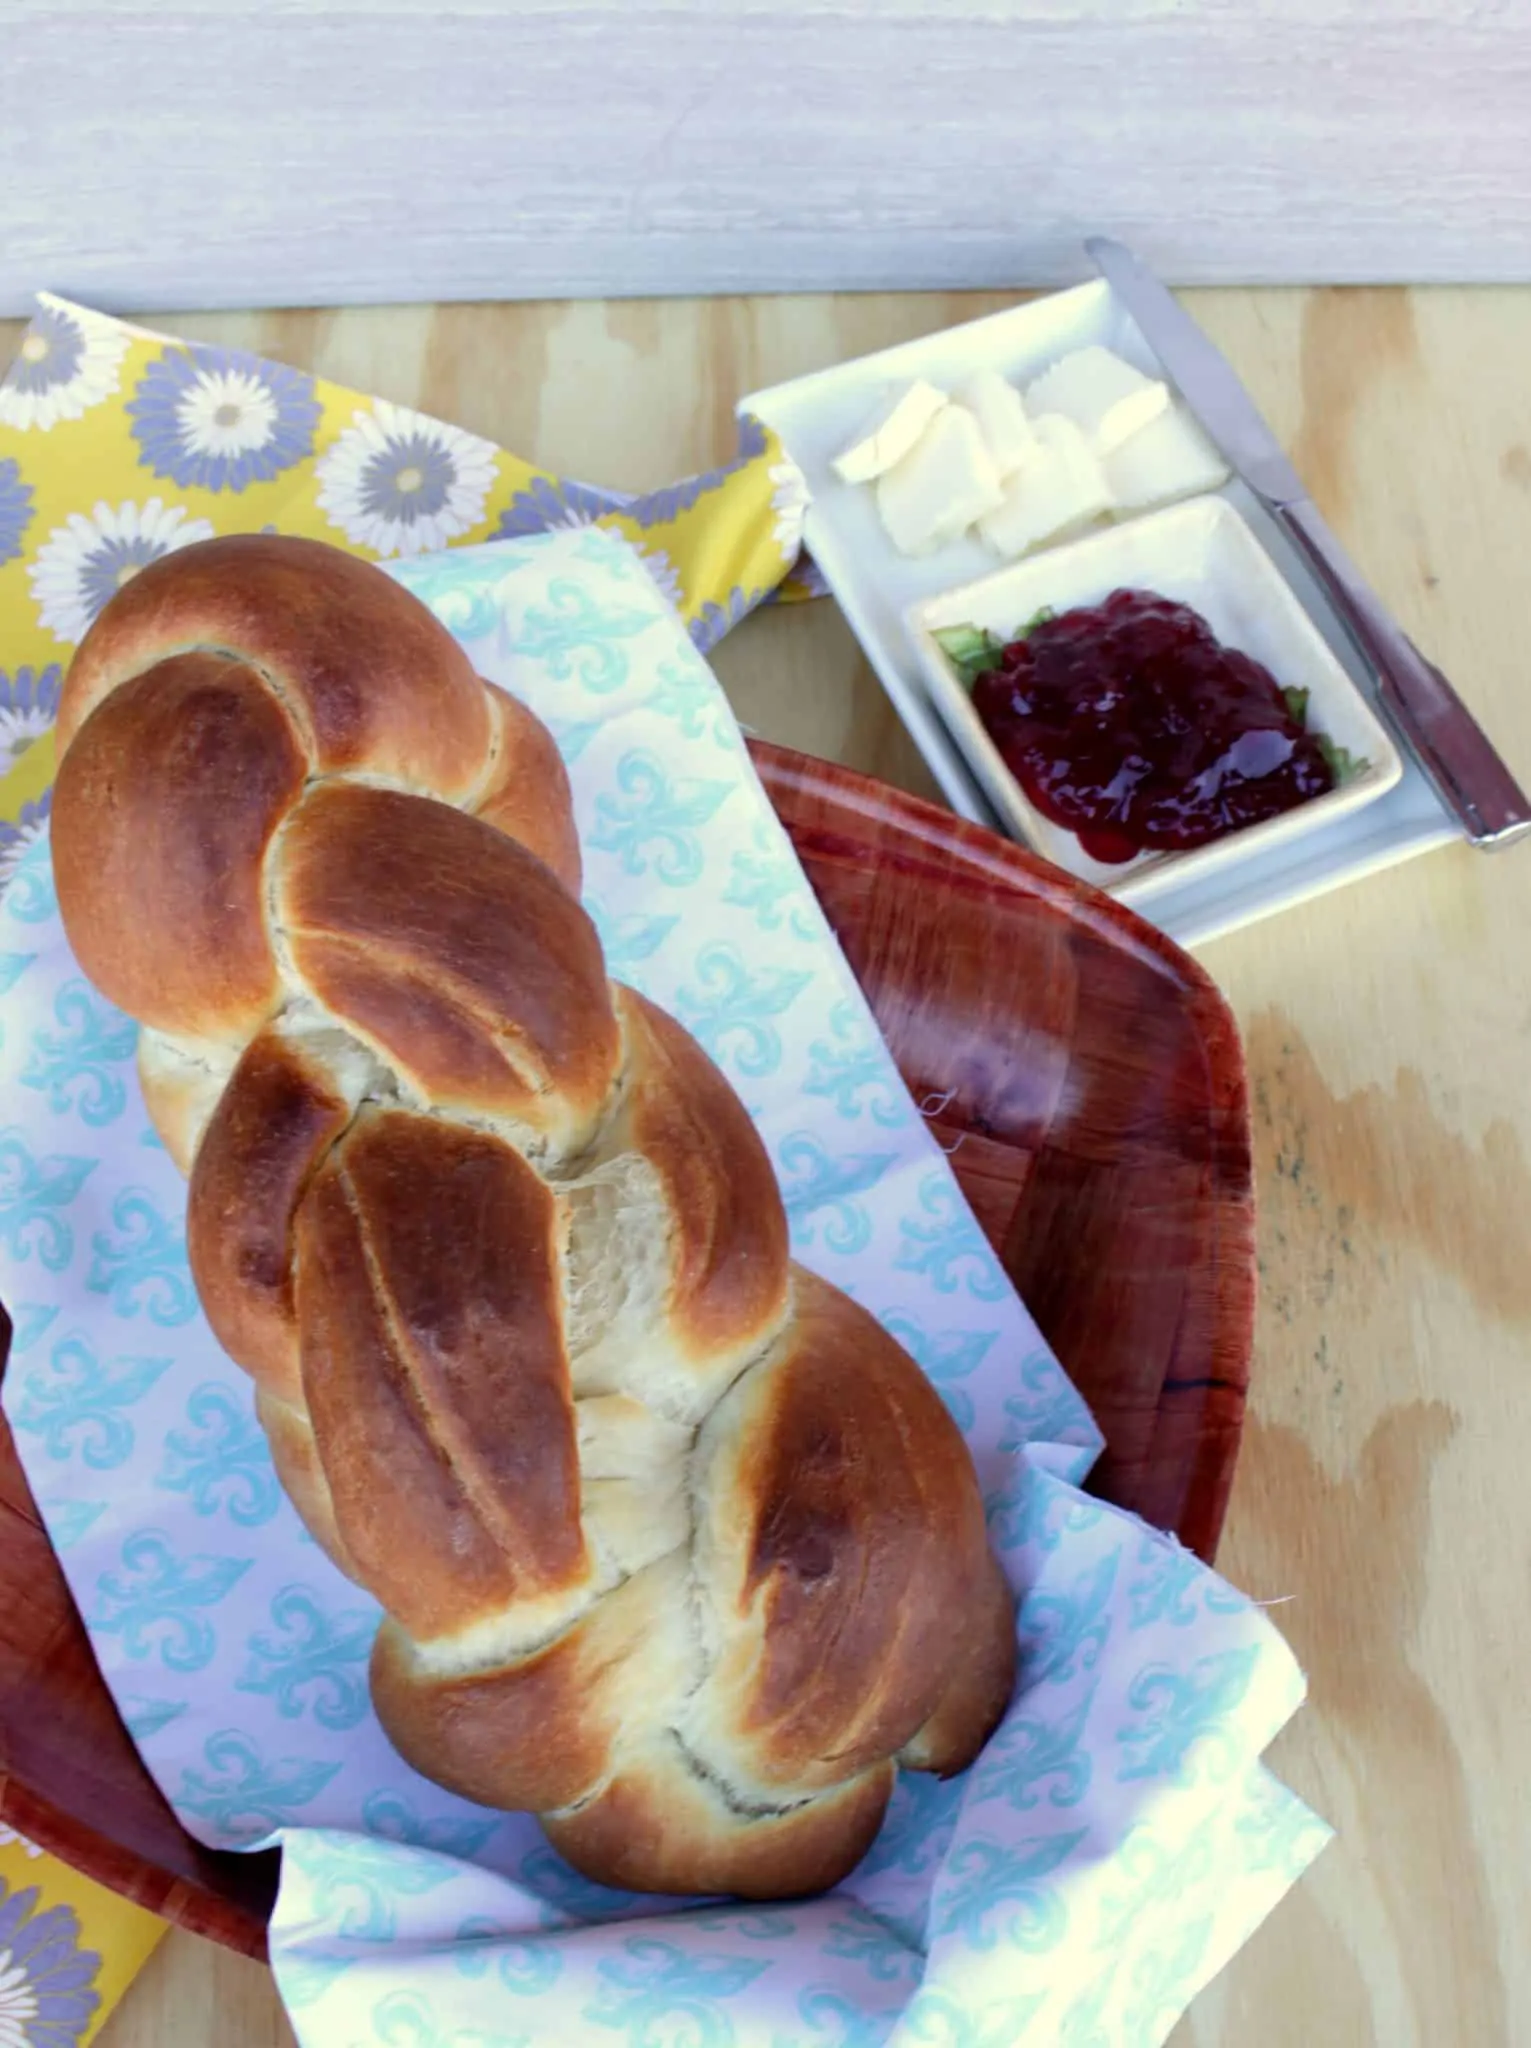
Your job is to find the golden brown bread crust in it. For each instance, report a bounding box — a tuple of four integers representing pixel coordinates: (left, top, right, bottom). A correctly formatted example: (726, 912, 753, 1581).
(59, 533, 490, 794)
(370, 1552, 690, 1815)
(620, 993, 792, 1360)
(899, 1543, 1019, 1775)
(560, 989, 793, 1419)
(257, 1389, 363, 1586)
(475, 682, 583, 894)
(187, 1027, 356, 1406)
(61, 536, 585, 929)
(50, 533, 1017, 1900)
(136, 1030, 234, 1175)
(684, 1271, 1002, 1799)
(295, 1112, 591, 1644)
(366, 1272, 1016, 1897)
(542, 1747, 897, 1901)
(277, 783, 619, 1150)
(53, 654, 303, 1039)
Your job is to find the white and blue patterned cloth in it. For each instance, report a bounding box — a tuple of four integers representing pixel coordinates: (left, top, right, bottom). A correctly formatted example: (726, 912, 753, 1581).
(0, 527, 1327, 2045)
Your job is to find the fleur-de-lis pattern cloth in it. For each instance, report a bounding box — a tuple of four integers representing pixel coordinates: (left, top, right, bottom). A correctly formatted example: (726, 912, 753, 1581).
(0, 292, 815, 872)
(0, 528, 1327, 2045)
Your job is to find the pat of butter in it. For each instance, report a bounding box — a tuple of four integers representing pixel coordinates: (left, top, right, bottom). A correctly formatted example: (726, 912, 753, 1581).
(832, 379, 949, 484)
(1025, 346, 1171, 456)
(1103, 403, 1231, 510)
(952, 369, 1038, 478)
(978, 413, 1114, 558)
(875, 405, 1004, 556)
(1094, 381, 1172, 455)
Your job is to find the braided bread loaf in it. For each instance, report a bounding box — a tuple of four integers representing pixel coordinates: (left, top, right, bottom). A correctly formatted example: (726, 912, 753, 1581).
(51, 534, 1016, 1898)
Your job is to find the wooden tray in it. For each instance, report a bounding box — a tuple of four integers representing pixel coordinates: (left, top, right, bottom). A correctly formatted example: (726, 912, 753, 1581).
(0, 737, 1254, 1960)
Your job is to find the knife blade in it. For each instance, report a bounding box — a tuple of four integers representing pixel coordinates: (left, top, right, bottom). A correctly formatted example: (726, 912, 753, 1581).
(1085, 236, 1531, 849)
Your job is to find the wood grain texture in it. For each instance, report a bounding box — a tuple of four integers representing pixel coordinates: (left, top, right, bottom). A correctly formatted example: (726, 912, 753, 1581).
(5, 1, 1531, 313)
(96, 1935, 296, 2048)
(2, 281, 1524, 2045)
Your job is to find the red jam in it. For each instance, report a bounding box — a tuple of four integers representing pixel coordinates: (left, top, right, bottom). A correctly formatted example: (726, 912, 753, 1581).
(970, 589, 1334, 864)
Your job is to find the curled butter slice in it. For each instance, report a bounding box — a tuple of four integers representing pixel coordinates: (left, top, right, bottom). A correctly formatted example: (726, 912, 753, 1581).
(875, 406, 1004, 557)
(1025, 346, 1171, 456)
(978, 414, 1113, 559)
(832, 379, 949, 484)
(952, 370, 1039, 478)
(1102, 403, 1231, 510)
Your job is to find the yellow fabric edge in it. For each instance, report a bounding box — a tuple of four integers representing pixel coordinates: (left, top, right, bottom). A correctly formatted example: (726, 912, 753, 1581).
(0, 1832, 167, 2044)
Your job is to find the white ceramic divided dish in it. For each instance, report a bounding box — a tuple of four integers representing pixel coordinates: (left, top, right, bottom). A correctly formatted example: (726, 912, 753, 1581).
(742, 280, 1459, 947)
(908, 495, 1403, 909)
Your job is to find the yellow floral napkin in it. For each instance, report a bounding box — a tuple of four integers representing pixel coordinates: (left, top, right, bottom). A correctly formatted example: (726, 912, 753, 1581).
(0, 294, 812, 866)
(0, 294, 810, 2038)
(0, 1819, 166, 2045)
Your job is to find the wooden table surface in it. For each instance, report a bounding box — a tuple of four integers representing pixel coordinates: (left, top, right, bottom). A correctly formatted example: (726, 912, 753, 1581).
(10, 285, 1526, 2047)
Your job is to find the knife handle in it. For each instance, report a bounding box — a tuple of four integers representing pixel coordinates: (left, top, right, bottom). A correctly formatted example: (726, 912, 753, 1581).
(1276, 499, 1531, 849)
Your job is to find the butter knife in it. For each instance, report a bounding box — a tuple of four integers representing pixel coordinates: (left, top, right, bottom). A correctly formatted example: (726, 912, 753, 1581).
(1085, 236, 1531, 850)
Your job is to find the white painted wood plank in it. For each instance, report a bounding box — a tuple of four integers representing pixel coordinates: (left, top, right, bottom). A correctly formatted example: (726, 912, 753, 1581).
(3, 1, 1529, 313)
